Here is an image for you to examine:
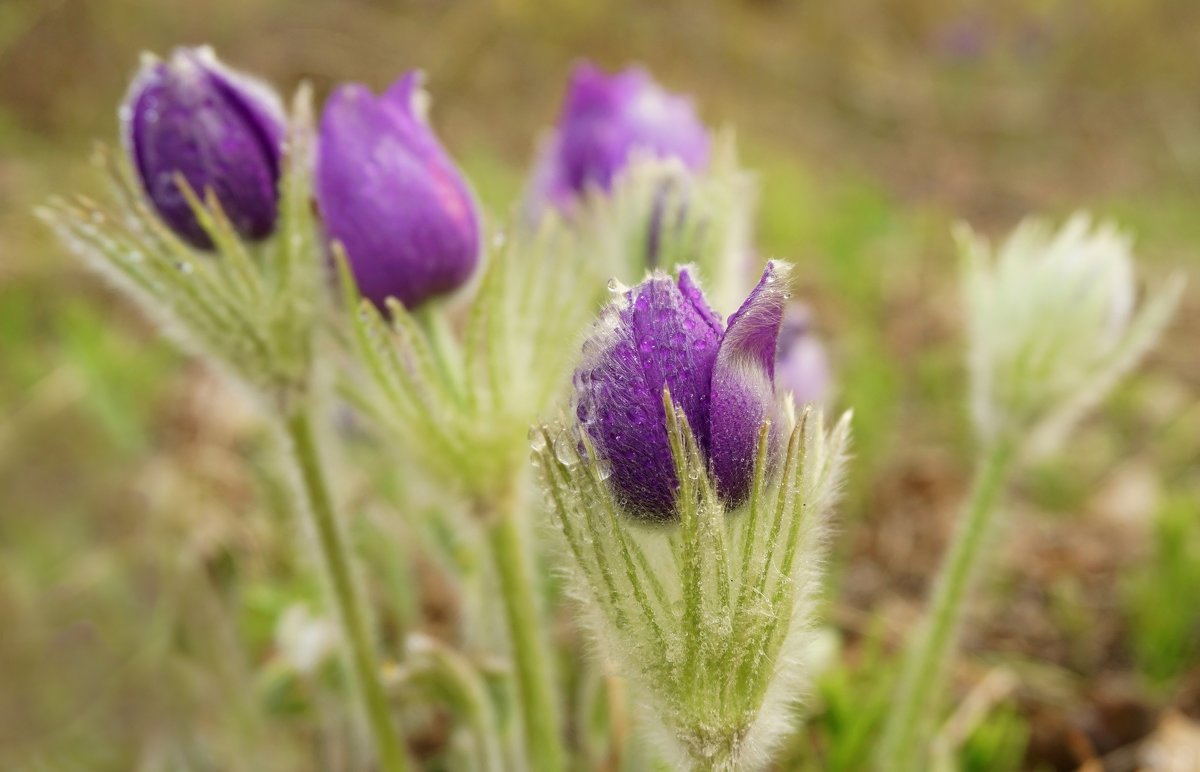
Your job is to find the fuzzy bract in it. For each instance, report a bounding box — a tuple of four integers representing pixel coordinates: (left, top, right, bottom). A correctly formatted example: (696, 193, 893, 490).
(316, 72, 480, 310)
(536, 397, 852, 771)
(121, 47, 285, 249)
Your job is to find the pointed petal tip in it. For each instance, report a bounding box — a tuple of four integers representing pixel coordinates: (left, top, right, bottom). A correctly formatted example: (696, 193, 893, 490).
(720, 260, 796, 375)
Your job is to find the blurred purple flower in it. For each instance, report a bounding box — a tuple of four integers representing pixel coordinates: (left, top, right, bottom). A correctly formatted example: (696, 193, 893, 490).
(121, 47, 285, 249)
(933, 11, 992, 61)
(574, 263, 790, 521)
(316, 72, 480, 310)
(528, 62, 710, 214)
(774, 304, 830, 407)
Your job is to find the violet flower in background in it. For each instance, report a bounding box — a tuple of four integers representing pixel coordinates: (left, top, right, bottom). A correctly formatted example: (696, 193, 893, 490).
(121, 46, 285, 249)
(528, 62, 710, 214)
(775, 303, 831, 406)
(316, 72, 480, 310)
(573, 262, 791, 520)
(932, 11, 992, 61)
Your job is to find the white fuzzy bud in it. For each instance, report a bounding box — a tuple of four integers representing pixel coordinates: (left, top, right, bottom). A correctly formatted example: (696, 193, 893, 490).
(960, 212, 1183, 453)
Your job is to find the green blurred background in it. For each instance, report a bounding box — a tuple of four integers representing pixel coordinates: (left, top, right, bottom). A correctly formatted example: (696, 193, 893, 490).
(1, 0, 1198, 769)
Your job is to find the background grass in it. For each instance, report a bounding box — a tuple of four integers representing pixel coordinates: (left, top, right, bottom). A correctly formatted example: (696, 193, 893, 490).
(1, 0, 1198, 768)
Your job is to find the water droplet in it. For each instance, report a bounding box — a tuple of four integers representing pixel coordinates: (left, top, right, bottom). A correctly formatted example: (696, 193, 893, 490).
(595, 459, 613, 480)
(554, 431, 578, 467)
(527, 426, 547, 452)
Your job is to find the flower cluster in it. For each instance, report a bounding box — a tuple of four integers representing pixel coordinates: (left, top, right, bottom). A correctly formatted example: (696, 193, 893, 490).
(120, 48, 482, 313)
(49, 40, 1187, 772)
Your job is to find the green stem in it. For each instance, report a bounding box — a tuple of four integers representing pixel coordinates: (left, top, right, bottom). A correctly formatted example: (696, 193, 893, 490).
(284, 409, 411, 772)
(875, 439, 1016, 771)
(485, 489, 566, 771)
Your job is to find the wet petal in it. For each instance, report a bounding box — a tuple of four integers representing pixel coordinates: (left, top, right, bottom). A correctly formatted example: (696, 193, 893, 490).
(708, 262, 791, 506)
(575, 271, 722, 520)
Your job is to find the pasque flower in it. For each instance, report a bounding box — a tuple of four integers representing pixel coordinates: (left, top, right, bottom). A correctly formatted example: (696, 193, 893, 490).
(573, 261, 790, 520)
(121, 46, 285, 249)
(541, 258, 850, 770)
(316, 72, 480, 310)
(960, 212, 1183, 450)
(878, 214, 1182, 770)
(528, 62, 709, 213)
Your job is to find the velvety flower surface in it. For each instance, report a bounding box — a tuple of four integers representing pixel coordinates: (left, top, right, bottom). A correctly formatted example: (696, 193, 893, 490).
(529, 62, 710, 213)
(774, 304, 831, 407)
(122, 47, 285, 249)
(316, 73, 480, 310)
(574, 263, 790, 520)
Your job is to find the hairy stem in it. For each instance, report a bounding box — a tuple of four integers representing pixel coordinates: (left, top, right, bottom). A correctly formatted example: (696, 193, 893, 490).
(485, 488, 566, 771)
(284, 409, 410, 772)
(876, 439, 1015, 771)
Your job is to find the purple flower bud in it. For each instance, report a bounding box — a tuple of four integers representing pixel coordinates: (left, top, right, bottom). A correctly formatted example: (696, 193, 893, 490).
(529, 62, 710, 213)
(575, 263, 790, 521)
(774, 304, 831, 407)
(316, 73, 481, 311)
(121, 47, 285, 250)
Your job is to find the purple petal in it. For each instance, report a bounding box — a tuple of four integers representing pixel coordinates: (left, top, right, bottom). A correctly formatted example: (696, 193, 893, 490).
(122, 47, 284, 249)
(720, 261, 792, 380)
(528, 61, 710, 214)
(677, 267, 725, 337)
(198, 47, 286, 161)
(575, 271, 722, 520)
(315, 74, 480, 310)
(708, 262, 791, 506)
